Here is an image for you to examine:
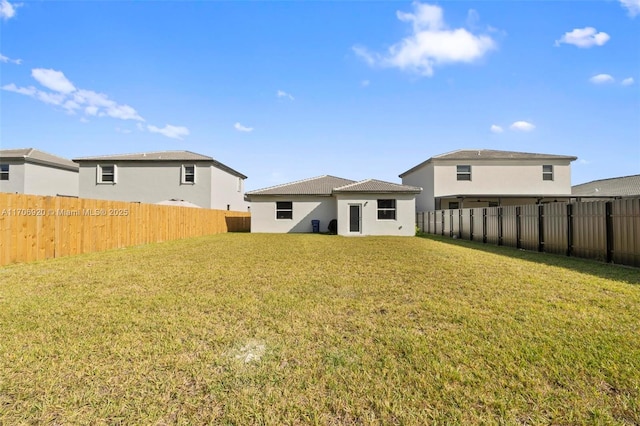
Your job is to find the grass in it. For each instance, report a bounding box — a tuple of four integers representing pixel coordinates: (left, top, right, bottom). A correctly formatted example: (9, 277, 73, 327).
(1, 233, 639, 425)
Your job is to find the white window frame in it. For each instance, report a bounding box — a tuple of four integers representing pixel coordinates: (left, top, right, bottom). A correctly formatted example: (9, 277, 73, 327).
(0, 164, 8, 181)
(542, 165, 554, 181)
(181, 164, 196, 184)
(457, 165, 471, 181)
(377, 199, 397, 220)
(276, 201, 293, 220)
(97, 164, 116, 184)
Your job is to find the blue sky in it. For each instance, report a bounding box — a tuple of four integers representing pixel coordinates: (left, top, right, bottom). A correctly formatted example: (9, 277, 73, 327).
(1, 0, 638, 191)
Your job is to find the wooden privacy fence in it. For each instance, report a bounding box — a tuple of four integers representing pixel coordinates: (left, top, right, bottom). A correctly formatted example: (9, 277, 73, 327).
(417, 198, 640, 268)
(0, 193, 251, 266)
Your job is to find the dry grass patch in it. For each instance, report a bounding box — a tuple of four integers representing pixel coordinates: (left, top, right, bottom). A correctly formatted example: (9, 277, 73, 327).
(1, 233, 639, 424)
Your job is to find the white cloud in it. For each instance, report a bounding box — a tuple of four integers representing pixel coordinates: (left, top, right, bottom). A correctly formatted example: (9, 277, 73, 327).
(147, 124, 190, 140)
(4, 69, 145, 121)
(490, 124, 503, 133)
(510, 121, 535, 132)
(277, 90, 294, 100)
(0, 0, 19, 20)
(234, 122, 253, 132)
(0, 53, 22, 64)
(622, 77, 635, 86)
(620, 0, 640, 17)
(2, 83, 36, 96)
(85, 105, 98, 116)
(103, 104, 143, 121)
(3, 66, 190, 138)
(354, 2, 496, 77)
(555, 27, 610, 48)
(589, 74, 615, 84)
(353, 46, 376, 66)
(32, 68, 76, 94)
(578, 159, 591, 165)
(361, 79, 370, 87)
(115, 127, 132, 134)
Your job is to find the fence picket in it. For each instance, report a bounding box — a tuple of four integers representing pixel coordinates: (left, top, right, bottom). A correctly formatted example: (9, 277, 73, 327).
(0, 193, 250, 266)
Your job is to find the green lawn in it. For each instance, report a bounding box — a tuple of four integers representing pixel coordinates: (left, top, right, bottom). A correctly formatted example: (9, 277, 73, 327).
(1, 233, 639, 424)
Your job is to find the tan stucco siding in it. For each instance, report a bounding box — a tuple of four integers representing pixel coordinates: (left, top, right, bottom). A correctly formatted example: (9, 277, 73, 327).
(402, 163, 434, 211)
(433, 160, 572, 197)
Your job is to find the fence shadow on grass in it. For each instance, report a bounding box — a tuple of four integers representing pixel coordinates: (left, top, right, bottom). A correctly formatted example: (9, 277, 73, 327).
(418, 234, 640, 286)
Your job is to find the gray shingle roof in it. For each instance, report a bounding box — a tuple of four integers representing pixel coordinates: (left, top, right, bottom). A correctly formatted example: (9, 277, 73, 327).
(333, 179, 422, 194)
(400, 149, 578, 177)
(247, 176, 421, 197)
(0, 148, 78, 171)
(572, 175, 640, 197)
(73, 150, 247, 179)
(73, 150, 213, 161)
(247, 175, 356, 196)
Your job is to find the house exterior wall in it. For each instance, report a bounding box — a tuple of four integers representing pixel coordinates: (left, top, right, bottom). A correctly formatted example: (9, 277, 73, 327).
(210, 166, 248, 211)
(402, 163, 435, 211)
(335, 193, 416, 237)
(403, 159, 573, 211)
(433, 160, 572, 197)
(78, 162, 213, 207)
(23, 163, 78, 197)
(0, 161, 25, 194)
(250, 196, 337, 233)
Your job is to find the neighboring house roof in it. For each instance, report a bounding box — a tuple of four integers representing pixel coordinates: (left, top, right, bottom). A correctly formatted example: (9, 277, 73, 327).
(333, 179, 422, 194)
(247, 175, 421, 197)
(156, 199, 203, 208)
(0, 148, 79, 172)
(399, 149, 578, 177)
(572, 175, 640, 197)
(246, 175, 356, 196)
(73, 150, 247, 179)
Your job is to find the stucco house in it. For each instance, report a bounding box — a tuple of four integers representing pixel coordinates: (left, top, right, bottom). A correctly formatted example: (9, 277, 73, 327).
(73, 150, 248, 210)
(400, 149, 577, 211)
(0, 148, 79, 197)
(246, 175, 421, 236)
(572, 175, 640, 200)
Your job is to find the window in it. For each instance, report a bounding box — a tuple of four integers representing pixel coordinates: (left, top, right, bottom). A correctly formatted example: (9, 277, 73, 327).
(543, 165, 553, 181)
(276, 201, 293, 219)
(98, 164, 116, 183)
(182, 165, 195, 184)
(377, 199, 396, 220)
(0, 164, 8, 181)
(237, 177, 242, 192)
(448, 201, 459, 209)
(457, 165, 471, 181)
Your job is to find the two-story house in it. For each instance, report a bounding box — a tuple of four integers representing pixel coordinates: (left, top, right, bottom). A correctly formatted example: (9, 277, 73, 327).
(73, 150, 248, 210)
(0, 148, 79, 197)
(400, 149, 577, 211)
